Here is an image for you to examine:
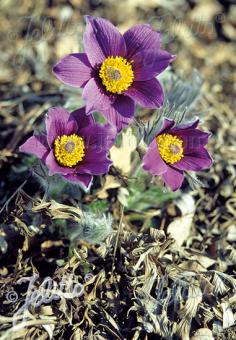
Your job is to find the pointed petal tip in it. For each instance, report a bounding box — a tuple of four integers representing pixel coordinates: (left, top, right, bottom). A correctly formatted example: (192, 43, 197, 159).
(52, 64, 57, 75)
(63, 173, 93, 189)
(162, 166, 184, 191)
(163, 117, 174, 123)
(52, 53, 92, 88)
(84, 14, 93, 22)
(19, 135, 49, 161)
(83, 15, 126, 67)
(19, 144, 24, 153)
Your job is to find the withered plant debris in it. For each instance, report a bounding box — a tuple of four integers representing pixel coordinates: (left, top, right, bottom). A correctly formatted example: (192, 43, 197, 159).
(0, 0, 235, 339)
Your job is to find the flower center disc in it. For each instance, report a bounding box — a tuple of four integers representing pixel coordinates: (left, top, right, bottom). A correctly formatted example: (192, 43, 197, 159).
(156, 134, 184, 164)
(54, 134, 85, 167)
(99, 56, 134, 94)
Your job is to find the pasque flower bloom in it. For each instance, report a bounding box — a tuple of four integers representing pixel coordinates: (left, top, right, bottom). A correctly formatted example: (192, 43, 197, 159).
(53, 16, 175, 132)
(143, 118, 213, 191)
(19, 107, 116, 188)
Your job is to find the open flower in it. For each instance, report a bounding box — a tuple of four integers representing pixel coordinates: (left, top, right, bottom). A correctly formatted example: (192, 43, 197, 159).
(53, 16, 175, 132)
(143, 118, 213, 191)
(19, 107, 116, 189)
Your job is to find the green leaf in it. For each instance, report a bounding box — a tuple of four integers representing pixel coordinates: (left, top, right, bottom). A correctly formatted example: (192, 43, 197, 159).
(86, 199, 109, 214)
(126, 168, 179, 211)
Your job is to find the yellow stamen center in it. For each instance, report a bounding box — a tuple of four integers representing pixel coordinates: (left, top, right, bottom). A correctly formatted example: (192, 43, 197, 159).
(54, 134, 85, 167)
(99, 56, 134, 94)
(156, 134, 184, 164)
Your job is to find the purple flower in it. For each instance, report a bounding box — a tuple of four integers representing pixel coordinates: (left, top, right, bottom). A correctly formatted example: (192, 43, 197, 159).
(53, 16, 175, 132)
(143, 118, 213, 191)
(19, 107, 116, 189)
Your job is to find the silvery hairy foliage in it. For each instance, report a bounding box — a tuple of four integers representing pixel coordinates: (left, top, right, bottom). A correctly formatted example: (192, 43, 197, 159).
(134, 69, 203, 145)
(30, 164, 84, 201)
(69, 212, 113, 244)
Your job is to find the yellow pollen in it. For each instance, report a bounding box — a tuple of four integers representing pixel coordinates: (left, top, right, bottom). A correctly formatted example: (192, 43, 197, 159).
(99, 56, 134, 94)
(54, 134, 85, 167)
(156, 134, 184, 164)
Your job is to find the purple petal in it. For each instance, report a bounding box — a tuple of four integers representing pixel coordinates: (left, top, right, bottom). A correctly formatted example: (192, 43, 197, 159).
(174, 129, 211, 150)
(143, 139, 168, 175)
(52, 53, 92, 88)
(80, 123, 117, 151)
(162, 166, 184, 191)
(63, 173, 93, 188)
(126, 78, 164, 108)
(45, 150, 73, 176)
(157, 118, 175, 135)
(77, 155, 112, 176)
(45, 107, 78, 147)
(171, 119, 199, 132)
(102, 95, 135, 132)
(173, 148, 213, 171)
(113, 95, 135, 118)
(70, 106, 95, 131)
(133, 50, 175, 81)
(124, 24, 161, 60)
(83, 78, 115, 114)
(19, 135, 49, 161)
(61, 123, 116, 176)
(83, 15, 126, 67)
